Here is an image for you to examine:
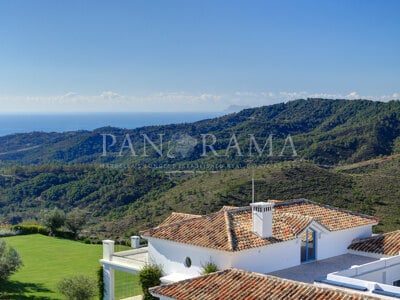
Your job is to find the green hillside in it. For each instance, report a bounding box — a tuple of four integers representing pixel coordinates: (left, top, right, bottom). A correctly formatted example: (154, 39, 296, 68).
(1, 99, 400, 166)
(1, 98, 400, 238)
(99, 158, 400, 237)
(1, 158, 399, 238)
(0, 165, 173, 226)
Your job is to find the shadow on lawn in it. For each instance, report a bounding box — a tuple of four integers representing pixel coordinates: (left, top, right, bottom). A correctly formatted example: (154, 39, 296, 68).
(0, 280, 56, 300)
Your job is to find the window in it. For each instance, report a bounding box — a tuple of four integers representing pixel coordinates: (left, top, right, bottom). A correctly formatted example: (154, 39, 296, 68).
(393, 279, 400, 287)
(184, 257, 192, 268)
(301, 228, 316, 263)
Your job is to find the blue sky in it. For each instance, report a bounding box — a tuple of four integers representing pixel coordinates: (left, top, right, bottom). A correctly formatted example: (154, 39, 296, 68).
(0, 0, 399, 112)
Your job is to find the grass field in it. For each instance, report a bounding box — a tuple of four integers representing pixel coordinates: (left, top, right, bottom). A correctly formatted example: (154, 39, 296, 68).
(0, 234, 141, 299)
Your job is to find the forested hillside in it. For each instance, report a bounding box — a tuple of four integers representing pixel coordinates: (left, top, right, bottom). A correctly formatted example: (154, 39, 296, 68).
(97, 158, 400, 237)
(0, 165, 173, 226)
(1, 98, 399, 166)
(1, 158, 399, 238)
(1, 99, 400, 239)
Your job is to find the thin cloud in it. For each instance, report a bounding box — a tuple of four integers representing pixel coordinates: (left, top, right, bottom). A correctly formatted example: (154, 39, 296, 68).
(0, 91, 398, 113)
(100, 91, 121, 99)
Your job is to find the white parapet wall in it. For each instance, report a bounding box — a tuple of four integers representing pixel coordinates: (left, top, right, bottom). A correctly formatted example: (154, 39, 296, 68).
(326, 255, 400, 296)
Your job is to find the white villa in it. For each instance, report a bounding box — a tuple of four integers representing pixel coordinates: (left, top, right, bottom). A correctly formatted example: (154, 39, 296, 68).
(100, 199, 400, 299)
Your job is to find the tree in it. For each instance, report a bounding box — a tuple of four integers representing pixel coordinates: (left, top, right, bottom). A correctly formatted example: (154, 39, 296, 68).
(39, 208, 66, 235)
(0, 240, 23, 282)
(65, 209, 87, 239)
(139, 264, 163, 300)
(57, 275, 97, 300)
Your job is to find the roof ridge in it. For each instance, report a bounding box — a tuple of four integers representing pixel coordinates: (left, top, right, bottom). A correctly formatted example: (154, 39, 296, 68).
(273, 198, 307, 207)
(170, 212, 201, 217)
(224, 211, 235, 251)
(227, 206, 251, 212)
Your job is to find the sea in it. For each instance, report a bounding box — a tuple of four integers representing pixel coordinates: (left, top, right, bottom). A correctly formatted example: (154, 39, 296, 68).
(0, 112, 224, 136)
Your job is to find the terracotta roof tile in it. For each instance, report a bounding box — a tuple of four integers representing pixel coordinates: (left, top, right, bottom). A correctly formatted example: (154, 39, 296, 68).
(219, 205, 239, 211)
(157, 212, 202, 227)
(348, 230, 400, 256)
(274, 199, 378, 231)
(141, 199, 377, 252)
(142, 211, 232, 251)
(150, 268, 380, 300)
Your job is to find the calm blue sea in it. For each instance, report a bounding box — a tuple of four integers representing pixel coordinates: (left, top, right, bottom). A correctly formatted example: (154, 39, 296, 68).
(0, 112, 223, 136)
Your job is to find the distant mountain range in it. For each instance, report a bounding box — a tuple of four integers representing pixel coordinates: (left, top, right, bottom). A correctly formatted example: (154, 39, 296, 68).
(0, 98, 399, 166)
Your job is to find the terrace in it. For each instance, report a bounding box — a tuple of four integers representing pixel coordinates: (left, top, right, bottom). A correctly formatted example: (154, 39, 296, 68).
(100, 239, 148, 274)
(268, 253, 378, 283)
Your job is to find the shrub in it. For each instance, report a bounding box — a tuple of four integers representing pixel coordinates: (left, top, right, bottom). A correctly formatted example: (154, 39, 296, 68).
(57, 275, 97, 300)
(139, 264, 163, 300)
(201, 260, 218, 275)
(11, 224, 49, 236)
(0, 227, 19, 237)
(97, 266, 105, 300)
(0, 239, 23, 281)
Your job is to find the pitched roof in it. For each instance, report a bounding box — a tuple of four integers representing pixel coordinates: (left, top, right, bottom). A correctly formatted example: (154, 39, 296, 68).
(142, 208, 313, 251)
(348, 230, 400, 256)
(150, 268, 380, 300)
(274, 199, 378, 231)
(157, 212, 201, 227)
(141, 199, 377, 252)
(219, 205, 239, 211)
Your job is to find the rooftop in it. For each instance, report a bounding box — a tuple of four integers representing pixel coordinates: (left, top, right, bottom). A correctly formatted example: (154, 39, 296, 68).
(348, 230, 400, 256)
(157, 212, 201, 227)
(268, 253, 377, 283)
(141, 199, 378, 252)
(150, 268, 380, 300)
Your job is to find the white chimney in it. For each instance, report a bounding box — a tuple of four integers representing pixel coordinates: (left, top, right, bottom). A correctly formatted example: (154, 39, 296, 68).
(250, 201, 274, 238)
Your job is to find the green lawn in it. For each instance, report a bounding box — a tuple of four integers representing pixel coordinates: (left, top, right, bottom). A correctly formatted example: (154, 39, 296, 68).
(1, 234, 141, 299)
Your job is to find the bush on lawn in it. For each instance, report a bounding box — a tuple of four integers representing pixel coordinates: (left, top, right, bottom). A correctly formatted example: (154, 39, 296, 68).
(57, 275, 97, 300)
(0, 239, 23, 282)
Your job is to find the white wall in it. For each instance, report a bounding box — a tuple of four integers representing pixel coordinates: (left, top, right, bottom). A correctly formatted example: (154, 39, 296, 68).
(352, 256, 400, 285)
(318, 225, 372, 260)
(147, 237, 232, 277)
(231, 239, 300, 273)
(147, 224, 374, 278)
(148, 237, 299, 276)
